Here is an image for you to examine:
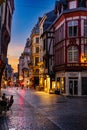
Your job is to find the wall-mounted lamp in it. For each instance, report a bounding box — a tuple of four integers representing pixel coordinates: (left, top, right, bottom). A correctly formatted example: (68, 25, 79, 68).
(82, 56, 87, 63)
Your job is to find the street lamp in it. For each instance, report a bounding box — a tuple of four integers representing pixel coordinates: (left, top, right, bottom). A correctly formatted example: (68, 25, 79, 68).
(81, 55, 87, 63)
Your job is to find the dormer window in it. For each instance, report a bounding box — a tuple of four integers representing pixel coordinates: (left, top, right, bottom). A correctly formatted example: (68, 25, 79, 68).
(69, 0, 77, 9)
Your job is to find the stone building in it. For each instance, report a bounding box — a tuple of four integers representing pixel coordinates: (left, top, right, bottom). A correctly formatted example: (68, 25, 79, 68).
(30, 20, 40, 89)
(18, 38, 31, 87)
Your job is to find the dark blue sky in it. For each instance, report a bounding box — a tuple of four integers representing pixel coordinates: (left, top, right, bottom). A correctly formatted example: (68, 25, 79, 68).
(8, 0, 56, 57)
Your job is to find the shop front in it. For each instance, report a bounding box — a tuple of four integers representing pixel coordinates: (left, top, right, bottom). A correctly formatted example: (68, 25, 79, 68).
(56, 71, 87, 96)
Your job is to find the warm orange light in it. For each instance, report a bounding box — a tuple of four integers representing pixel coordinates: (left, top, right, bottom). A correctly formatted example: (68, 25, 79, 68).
(52, 81, 56, 89)
(81, 54, 85, 63)
(81, 55, 87, 63)
(61, 78, 64, 85)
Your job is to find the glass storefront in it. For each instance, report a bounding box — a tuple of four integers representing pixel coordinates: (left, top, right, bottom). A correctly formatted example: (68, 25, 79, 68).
(82, 77, 87, 95)
(69, 78, 78, 95)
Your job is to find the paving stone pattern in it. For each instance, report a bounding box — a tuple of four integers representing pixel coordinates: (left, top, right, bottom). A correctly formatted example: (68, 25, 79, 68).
(0, 88, 61, 130)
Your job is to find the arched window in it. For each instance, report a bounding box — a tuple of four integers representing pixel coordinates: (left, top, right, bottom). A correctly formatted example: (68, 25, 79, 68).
(67, 46, 78, 63)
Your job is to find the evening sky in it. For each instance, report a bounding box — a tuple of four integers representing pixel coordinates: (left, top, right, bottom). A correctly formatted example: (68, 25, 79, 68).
(7, 0, 56, 71)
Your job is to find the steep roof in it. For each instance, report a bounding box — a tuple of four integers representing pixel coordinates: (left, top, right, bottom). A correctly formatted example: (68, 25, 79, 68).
(31, 22, 39, 35)
(43, 10, 56, 31)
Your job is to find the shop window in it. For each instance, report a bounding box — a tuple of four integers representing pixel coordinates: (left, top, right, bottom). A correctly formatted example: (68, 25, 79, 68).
(68, 20, 78, 37)
(67, 46, 78, 63)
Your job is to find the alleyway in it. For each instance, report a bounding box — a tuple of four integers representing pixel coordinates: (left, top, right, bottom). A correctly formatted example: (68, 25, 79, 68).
(0, 87, 87, 130)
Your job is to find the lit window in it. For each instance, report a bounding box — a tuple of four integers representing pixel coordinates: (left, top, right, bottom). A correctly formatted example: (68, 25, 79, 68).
(67, 46, 78, 62)
(69, 1, 76, 9)
(68, 20, 78, 37)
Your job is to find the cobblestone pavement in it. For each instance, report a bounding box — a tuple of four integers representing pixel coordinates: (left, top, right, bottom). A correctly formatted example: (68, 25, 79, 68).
(0, 87, 87, 130)
(0, 87, 61, 130)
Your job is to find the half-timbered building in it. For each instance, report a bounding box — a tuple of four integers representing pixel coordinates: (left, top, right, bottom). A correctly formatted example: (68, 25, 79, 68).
(53, 0, 87, 95)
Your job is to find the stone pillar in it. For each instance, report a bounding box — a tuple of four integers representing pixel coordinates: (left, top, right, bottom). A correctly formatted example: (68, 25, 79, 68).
(78, 72, 81, 96)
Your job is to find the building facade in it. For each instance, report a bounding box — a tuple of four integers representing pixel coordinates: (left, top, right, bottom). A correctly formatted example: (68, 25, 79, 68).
(30, 21, 40, 89)
(53, 0, 87, 96)
(18, 38, 31, 87)
(2, 58, 13, 87)
(0, 0, 14, 89)
(39, 10, 56, 93)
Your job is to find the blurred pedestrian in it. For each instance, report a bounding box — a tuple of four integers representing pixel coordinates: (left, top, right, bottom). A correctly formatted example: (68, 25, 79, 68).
(7, 95, 14, 110)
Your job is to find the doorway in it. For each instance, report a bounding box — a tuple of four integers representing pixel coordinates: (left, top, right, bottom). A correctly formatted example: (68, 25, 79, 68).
(69, 78, 78, 95)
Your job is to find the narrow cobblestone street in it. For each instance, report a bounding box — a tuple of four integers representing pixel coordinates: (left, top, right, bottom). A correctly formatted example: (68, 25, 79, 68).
(0, 87, 87, 130)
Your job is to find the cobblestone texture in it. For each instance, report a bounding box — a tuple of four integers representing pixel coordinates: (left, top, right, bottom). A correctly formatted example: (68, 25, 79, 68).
(1, 87, 87, 130)
(0, 87, 61, 130)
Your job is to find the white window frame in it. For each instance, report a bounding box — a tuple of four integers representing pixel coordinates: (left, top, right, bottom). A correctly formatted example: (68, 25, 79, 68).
(69, 1, 77, 9)
(67, 46, 78, 63)
(68, 20, 78, 37)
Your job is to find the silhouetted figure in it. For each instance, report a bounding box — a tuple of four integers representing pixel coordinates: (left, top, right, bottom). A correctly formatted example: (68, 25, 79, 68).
(7, 95, 14, 110)
(0, 94, 8, 113)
